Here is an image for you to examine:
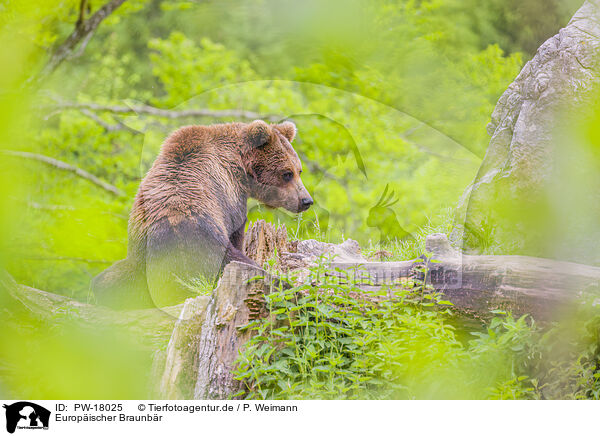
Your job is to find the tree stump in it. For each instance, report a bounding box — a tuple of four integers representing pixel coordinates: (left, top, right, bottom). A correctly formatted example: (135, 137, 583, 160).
(243, 220, 289, 267)
(194, 261, 275, 399)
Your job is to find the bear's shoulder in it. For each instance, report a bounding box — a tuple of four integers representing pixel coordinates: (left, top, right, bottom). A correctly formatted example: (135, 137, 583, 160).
(161, 123, 246, 159)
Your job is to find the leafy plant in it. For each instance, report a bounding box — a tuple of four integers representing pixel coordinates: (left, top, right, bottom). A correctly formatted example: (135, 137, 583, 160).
(234, 256, 460, 399)
(233, 259, 600, 400)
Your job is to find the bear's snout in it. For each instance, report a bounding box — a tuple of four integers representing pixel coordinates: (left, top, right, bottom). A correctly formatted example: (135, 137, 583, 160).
(299, 196, 313, 212)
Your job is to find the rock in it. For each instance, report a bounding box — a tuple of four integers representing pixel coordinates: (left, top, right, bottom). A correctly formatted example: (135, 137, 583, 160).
(426, 233, 459, 258)
(452, 0, 600, 264)
(295, 238, 367, 263)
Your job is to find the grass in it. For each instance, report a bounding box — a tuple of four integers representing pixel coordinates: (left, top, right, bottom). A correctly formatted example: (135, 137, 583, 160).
(362, 207, 456, 261)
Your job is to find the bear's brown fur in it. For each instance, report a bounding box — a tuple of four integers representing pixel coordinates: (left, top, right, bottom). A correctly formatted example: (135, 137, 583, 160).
(92, 120, 312, 308)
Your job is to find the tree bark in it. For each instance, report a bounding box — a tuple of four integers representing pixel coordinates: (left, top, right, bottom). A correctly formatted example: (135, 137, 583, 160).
(194, 262, 275, 399)
(5, 230, 600, 399)
(243, 220, 289, 267)
(327, 234, 600, 320)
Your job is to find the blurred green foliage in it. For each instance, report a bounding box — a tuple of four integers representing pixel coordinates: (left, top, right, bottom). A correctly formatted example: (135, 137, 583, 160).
(2, 0, 565, 298)
(0, 0, 584, 399)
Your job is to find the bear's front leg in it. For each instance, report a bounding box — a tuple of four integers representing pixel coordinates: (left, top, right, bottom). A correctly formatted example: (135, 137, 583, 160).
(229, 222, 246, 252)
(226, 221, 258, 267)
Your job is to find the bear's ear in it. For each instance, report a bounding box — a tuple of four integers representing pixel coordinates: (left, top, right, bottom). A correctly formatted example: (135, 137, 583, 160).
(275, 121, 297, 142)
(246, 120, 271, 148)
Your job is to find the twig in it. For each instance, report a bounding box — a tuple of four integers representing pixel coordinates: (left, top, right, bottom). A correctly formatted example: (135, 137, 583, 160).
(0, 150, 125, 197)
(20, 200, 76, 211)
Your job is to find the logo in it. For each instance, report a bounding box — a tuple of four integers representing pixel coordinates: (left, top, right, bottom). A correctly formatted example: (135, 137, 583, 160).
(2, 402, 50, 434)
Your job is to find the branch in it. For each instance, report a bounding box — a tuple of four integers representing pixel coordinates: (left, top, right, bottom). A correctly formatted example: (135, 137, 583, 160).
(76, 0, 89, 28)
(12, 199, 76, 211)
(31, 0, 128, 84)
(79, 108, 141, 134)
(0, 150, 125, 197)
(50, 100, 281, 122)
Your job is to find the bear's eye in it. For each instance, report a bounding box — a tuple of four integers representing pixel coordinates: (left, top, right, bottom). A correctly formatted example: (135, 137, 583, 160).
(282, 171, 293, 182)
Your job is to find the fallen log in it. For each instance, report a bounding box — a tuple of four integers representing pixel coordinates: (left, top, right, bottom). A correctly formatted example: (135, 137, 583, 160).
(326, 234, 600, 320)
(243, 220, 289, 267)
(0, 268, 182, 349)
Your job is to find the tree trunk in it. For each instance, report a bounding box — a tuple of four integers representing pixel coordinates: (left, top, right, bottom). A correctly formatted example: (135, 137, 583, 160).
(157, 296, 210, 399)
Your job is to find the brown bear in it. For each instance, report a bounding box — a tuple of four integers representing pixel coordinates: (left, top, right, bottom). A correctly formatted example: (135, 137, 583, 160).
(92, 120, 312, 309)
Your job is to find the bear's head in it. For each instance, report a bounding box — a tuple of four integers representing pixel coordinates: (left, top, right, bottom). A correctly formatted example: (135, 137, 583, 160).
(243, 120, 313, 213)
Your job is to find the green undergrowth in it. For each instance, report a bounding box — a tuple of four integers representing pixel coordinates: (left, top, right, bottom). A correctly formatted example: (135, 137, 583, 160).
(233, 257, 600, 400)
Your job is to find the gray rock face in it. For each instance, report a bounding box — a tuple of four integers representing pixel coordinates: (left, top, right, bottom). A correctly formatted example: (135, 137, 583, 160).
(453, 0, 600, 264)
